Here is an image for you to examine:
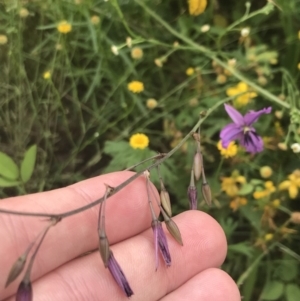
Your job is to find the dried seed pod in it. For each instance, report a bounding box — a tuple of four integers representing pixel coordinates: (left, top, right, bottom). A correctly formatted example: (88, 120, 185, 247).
(202, 182, 212, 207)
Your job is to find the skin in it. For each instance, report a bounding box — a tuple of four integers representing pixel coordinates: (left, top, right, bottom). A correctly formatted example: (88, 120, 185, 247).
(0, 171, 241, 301)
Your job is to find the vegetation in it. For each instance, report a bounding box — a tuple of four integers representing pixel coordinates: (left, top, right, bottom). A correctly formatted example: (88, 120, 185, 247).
(1, 0, 300, 300)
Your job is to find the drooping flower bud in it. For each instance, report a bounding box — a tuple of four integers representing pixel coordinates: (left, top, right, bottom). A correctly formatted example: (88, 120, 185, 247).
(160, 206, 183, 245)
(202, 182, 212, 207)
(107, 252, 133, 297)
(16, 279, 32, 301)
(160, 180, 172, 217)
(193, 151, 202, 181)
(187, 169, 198, 210)
(5, 253, 27, 288)
(98, 229, 110, 268)
(151, 219, 171, 270)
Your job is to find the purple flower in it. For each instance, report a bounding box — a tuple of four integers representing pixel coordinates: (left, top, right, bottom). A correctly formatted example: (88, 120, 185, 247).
(16, 280, 32, 301)
(220, 104, 272, 153)
(107, 252, 133, 298)
(151, 220, 171, 270)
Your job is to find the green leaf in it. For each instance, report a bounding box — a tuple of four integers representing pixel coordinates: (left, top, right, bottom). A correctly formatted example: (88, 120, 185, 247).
(228, 243, 254, 257)
(261, 281, 284, 300)
(238, 183, 254, 195)
(278, 260, 298, 282)
(285, 284, 300, 301)
(0, 152, 19, 180)
(0, 177, 20, 187)
(20, 145, 37, 183)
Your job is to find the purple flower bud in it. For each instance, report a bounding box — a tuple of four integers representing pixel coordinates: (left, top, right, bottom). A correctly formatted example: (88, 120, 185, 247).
(151, 220, 171, 270)
(107, 252, 133, 298)
(188, 186, 198, 210)
(188, 169, 198, 210)
(16, 280, 32, 301)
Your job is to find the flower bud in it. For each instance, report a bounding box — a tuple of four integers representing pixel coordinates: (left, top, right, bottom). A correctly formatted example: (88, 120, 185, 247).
(16, 279, 32, 301)
(187, 169, 198, 210)
(5, 254, 27, 288)
(160, 181, 172, 217)
(291, 212, 300, 224)
(98, 230, 110, 268)
(160, 207, 183, 245)
(193, 151, 202, 181)
(202, 182, 212, 206)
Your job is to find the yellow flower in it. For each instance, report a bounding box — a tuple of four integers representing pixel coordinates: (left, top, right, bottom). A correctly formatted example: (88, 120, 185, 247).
(272, 199, 280, 208)
(188, 0, 207, 16)
(216, 74, 227, 84)
(230, 197, 247, 211)
(19, 8, 29, 18)
(186, 67, 195, 76)
(260, 166, 273, 178)
(298, 62, 300, 70)
(131, 47, 143, 60)
(129, 133, 149, 149)
(253, 181, 276, 199)
(57, 21, 72, 34)
(90, 15, 100, 25)
(221, 171, 246, 197)
(217, 140, 237, 158)
(127, 81, 144, 93)
(146, 98, 158, 109)
(43, 71, 51, 79)
(279, 170, 300, 199)
(0, 34, 8, 45)
(264, 233, 274, 241)
(226, 82, 257, 107)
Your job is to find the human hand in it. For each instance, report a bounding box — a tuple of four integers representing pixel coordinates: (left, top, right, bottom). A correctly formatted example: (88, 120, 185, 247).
(0, 171, 241, 301)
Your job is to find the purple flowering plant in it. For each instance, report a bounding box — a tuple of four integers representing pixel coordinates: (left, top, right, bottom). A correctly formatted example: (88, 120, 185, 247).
(220, 104, 272, 153)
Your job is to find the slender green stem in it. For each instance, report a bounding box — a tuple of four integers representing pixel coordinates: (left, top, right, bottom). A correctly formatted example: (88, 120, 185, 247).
(0, 97, 229, 219)
(134, 0, 290, 110)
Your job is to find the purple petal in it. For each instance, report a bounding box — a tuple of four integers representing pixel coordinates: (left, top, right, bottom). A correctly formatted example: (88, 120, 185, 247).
(224, 104, 244, 125)
(107, 252, 134, 297)
(187, 186, 197, 210)
(240, 131, 264, 153)
(16, 280, 32, 301)
(243, 107, 272, 126)
(152, 221, 171, 269)
(220, 123, 243, 148)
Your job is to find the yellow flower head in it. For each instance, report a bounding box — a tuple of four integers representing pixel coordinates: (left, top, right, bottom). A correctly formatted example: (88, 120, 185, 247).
(253, 181, 276, 199)
(188, 0, 207, 16)
(264, 233, 274, 241)
(57, 21, 72, 34)
(91, 15, 100, 25)
(131, 47, 143, 60)
(186, 67, 195, 76)
(226, 82, 257, 107)
(217, 140, 237, 158)
(260, 166, 273, 178)
(0, 34, 8, 45)
(19, 8, 29, 18)
(146, 98, 158, 109)
(229, 197, 247, 211)
(128, 81, 144, 93)
(221, 171, 246, 197)
(43, 71, 51, 80)
(279, 170, 300, 199)
(129, 133, 149, 149)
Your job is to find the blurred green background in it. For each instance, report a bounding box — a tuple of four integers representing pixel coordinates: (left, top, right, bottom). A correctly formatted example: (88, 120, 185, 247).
(1, 0, 300, 300)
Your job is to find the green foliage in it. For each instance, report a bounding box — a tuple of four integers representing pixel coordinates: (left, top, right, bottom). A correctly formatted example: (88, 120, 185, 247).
(1, 0, 300, 299)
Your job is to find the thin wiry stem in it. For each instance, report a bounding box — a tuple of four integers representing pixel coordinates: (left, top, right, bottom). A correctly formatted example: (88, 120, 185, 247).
(0, 99, 229, 219)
